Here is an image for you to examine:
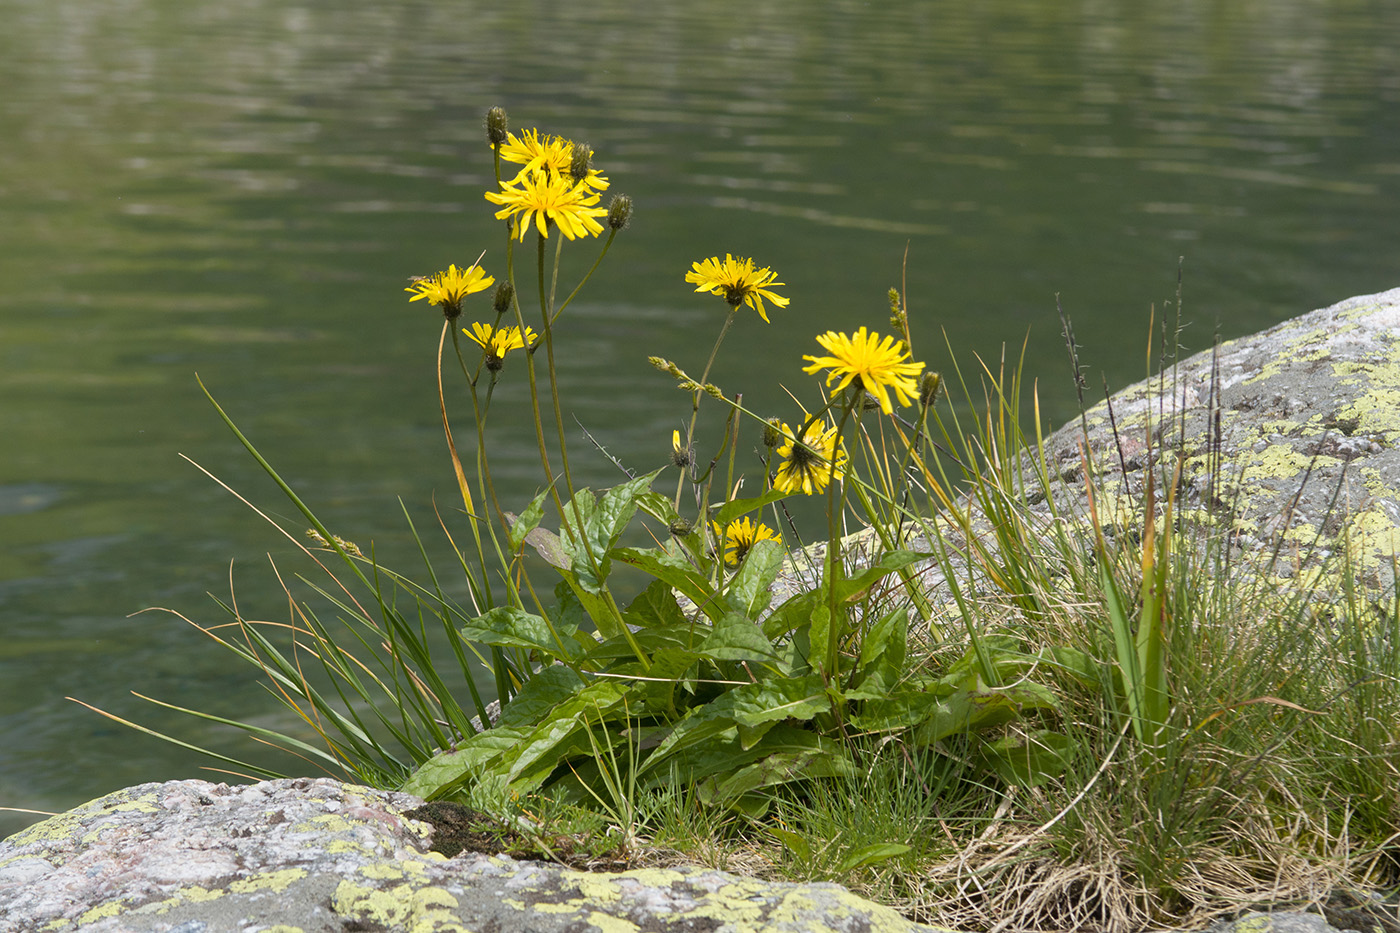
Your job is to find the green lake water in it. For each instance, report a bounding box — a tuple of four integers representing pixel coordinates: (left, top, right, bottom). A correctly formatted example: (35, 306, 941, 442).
(2, 0, 1397, 835)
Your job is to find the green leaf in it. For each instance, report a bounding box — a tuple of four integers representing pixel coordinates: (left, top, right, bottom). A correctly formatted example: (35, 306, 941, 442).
(849, 607, 908, 698)
(613, 544, 722, 620)
(696, 729, 852, 803)
(769, 826, 812, 862)
(623, 577, 688, 630)
(712, 489, 788, 529)
(700, 612, 780, 664)
(725, 537, 786, 619)
(507, 486, 553, 552)
(399, 726, 528, 799)
(832, 549, 925, 604)
(763, 590, 819, 640)
(836, 843, 912, 873)
(459, 607, 579, 662)
(910, 672, 1058, 746)
(497, 665, 587, 729)
(975, 730, 1075, 788)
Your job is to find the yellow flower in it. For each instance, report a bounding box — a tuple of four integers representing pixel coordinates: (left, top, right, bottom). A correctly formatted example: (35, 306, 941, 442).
(772, 418, 847, 496)
(484, 167, 608, 241)
(405, 264, 495, 319)
(685, 254, 789, 323)
(712, 516, 781, 567)
(464, 321, 536, 370)
(494, 128, 610, 193)
(801, 326, 925, 415)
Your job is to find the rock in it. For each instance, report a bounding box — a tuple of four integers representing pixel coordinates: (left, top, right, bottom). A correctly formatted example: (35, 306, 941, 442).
(1038, 285, 1400, 597)
(774, 286, 1400, 611)
(0, 777, 947, 933)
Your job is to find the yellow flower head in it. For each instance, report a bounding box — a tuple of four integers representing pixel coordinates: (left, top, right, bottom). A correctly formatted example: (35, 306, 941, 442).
(405, 264, 495, 320)
(464, 321, 536, 370)
(494, 128, 610, 194)
(801, 326, 925, 415)
(712, 516, 780, 567)
(772, 417, 847, 496)
(685, 254, 789, 323)
(484, 167, 608, 241)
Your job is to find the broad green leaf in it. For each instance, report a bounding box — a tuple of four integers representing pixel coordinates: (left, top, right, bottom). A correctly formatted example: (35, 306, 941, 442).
(769, 826, 812, 862)
(831, 549, 925, 604)
(507, 486, 553, 552)
(624, 577, 688, 630)
(505, 682, 627, 786)
(712, 489, 788, 529)
(763, 590, 818, 640)
(700, 612, 780, 664)
(399, 726, 528, 799)
(726, 538, 786, 619)
(496, 665, 587, 729)
(849, 607, 908, 698)
(975, 730, 1075, 788)
(459, 606, 579, 661)
(836, 843, 912, 873)
(696, 728, 852, 803)
(613, 545, 723, 620)
(911, 672, 1058, 746)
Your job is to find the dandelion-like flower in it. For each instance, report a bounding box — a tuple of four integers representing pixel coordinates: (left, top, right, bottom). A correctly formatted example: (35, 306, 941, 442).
(772, 418, 847, 496)
(713, 516, 780, 567)
(801, 326, 925, 415)
(464, 321, 536, 371)
(494, 128, 610, 194)
(485, 167, 608, 241)
(405, 264, 495, 320)
(685, 254, 789, 323)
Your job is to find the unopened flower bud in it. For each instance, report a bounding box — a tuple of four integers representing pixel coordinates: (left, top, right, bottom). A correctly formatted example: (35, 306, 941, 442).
(671, 430, 692, 468)
(485, 107, 509, 147)
(763, 418, 783, 449)
(861, 391, 882, 412)
(569, 142, 592, 185)
(669, 518, 694, 537)
(492, 281, 515, 315)
(920, 371, 942, 407)
(607, 194, 633, 230)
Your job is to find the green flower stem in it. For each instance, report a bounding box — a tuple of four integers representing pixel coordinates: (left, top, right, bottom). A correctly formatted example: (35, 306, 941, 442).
(552, 228, 619, 325)
(822, 397, 858, 680)
(673, 307, 738, 511)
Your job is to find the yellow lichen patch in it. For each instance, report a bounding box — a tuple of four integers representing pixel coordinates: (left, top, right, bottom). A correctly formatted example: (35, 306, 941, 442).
(1240, 444, 1322, 483)
(4, 790, 161, 852)
(332, 880, 466, 933)
(1245, 323, 1355, 385)
(583, 910, 641, 932)
(263, 927, 306, 933)
(325, 839, 369, 855)
(75, 899, 134, 926)
(229, 868, 308, 894)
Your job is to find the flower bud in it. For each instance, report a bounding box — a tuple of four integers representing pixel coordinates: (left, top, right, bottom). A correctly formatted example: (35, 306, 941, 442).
(763, 418, 783, 449)
(569, 142, 592, 185)
(920, 371, 942, 407)
(492, 281, 515, 316)
(669, 518, 694, 537)
(861, 391, 882, 412)
(607, 194, 633, 231)
(485, 107, 509, 147)
(671, 430, 692, 468)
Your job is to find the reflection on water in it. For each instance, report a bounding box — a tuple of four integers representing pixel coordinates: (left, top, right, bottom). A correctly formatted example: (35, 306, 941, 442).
(2, 0, 1397, 834)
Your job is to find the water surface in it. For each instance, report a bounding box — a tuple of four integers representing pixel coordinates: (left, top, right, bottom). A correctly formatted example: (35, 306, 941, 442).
(2, 0, 1397, 835)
